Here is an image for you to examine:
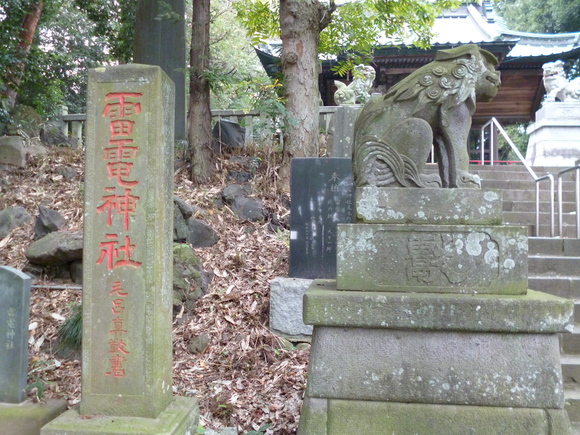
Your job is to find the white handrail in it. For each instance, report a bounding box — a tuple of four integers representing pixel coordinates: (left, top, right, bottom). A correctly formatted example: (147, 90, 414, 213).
(480, 117, 554, 237)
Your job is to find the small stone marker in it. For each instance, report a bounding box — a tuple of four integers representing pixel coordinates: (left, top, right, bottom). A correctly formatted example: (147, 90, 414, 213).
(0, 266, 31, 404)
(42, 64, 198, 434)
(289, 158, 354, 279)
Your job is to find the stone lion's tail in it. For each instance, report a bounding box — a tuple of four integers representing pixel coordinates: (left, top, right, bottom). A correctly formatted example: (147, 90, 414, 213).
(353, 137, 428, 188)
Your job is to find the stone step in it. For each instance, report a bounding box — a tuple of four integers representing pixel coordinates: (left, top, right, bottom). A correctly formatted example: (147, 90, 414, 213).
(562, 354, 580, 383)
(565, 382, 580, 427)
(501, 188, 576, 203)
(504, 200, 578, 213)
(529, 255, 580, 276)
(529, 238, 580, 256)
(481, 179, 576, 190)
(528, 276, 580, 299)
(503, 211, 578, 226)
(562, 325, 580, 355)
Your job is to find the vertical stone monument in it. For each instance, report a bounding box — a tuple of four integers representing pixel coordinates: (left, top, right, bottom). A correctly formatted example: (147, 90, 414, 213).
(42, 64, 199, 434)
(0, 266, 67, 435)
(298, 45, 574, 434)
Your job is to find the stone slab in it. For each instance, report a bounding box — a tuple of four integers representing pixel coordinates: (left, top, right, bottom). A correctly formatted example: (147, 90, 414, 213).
(82, 64, 175, 418)
(303, 280, 573, 333)
(355, 187, 503, 225)
(326, 106, 360, 158)
(306, 326, 564, 408)
(0, 399, 68, 435)
(289, 158, 354, 279)
(298, 398, 572, 435)
(41, 397, 199, 435)
(337, 224, 528, 294)
(0, 266, 32, 403)
(269, 277, 313, 337)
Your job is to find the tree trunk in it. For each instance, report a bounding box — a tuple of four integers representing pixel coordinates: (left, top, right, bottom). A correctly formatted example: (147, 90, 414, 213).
(278, 0, 334, 191)
(2, 1, 44, 111)
(188, 0, 213, 184)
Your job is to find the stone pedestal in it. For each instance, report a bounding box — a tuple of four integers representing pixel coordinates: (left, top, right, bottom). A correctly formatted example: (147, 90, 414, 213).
(526, 102, 580, 167)
(297, 188, 574, 434)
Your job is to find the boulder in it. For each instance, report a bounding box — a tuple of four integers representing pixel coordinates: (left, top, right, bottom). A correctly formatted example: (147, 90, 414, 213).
(33, 206, 66, 240)
(222, 183, 252, 204)
(0, 136, 26, 167)
(6, 105, 43, 138)
(0, 206, 31, 239)
(212, 119, 245, 153)
(186, 218, 219, 247)
(40, 120, 77, 147)
(231, 196, 265, 221)
(25, 231, 83, 266)
(173, 243, 213, 307)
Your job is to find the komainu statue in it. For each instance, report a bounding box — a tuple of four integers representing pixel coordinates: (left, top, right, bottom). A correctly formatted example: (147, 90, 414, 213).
(334, 64, 376, 106)
(353, 44, 501, 188)
(542, 60, 580, 103)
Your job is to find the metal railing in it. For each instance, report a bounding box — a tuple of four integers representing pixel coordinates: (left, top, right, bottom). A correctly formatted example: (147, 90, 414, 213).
(480, 117, 555, 237)
(557, 165, 580, 238)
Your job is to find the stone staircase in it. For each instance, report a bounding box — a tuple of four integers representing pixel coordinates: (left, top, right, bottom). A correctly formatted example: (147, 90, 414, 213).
(465, 164, 580, 429)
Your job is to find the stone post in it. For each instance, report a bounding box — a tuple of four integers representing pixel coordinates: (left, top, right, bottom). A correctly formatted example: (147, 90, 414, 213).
(42, 64, 198, 434)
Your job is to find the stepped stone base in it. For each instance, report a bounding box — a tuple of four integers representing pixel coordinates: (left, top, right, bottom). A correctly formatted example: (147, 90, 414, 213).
(0, 399, 67, 435)
(298, 280, 573, 434)
(41, 397, 199, 435)
(298, 398, 572, 435)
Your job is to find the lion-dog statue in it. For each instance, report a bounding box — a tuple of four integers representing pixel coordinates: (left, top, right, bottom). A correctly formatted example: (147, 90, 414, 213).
(353, 44, 501, 189)
(335, 64, 376, 106)
(542, 60, 580, 103)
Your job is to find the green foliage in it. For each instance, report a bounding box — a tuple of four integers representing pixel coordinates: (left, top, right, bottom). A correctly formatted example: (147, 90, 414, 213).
(57, 302, 83, 351)
(156, 0, 182, 23)
(494, 0, 580, 34)
(234, 0, 459, 77)
(245, 423, 272, 435)
(497, 122, 530, 161)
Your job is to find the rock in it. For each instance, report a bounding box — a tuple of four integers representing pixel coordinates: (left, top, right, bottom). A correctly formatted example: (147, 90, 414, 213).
(226, 170, 251, 183)
(40, 120, 77, 147)
(173, 243, 213, 307)
(25, 231, 83, 266)
(222, 184, 252, 204)
(231, 196, 265, 221)
(0, 206, 31, 239)
(56, 166, 77, 180)
(34, 206, 66, 240)
(173, 203, 189, 243)
(186, 218, 219, 247)
(0, 135, 26, 167)
(187, 333, 210, 354)
(26, 142, 48, 159)
(174, 195, 194, 219)
(212, 119, 245, 153)
(205, 429, 237, 435)
(69, 260, 83, 283)
(6, 105, 43, 138)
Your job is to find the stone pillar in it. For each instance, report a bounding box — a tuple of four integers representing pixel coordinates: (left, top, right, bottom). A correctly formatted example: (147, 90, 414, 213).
(298, 188, 574, 434)
(326, 106, 361, 158)
(134, 0, 187, 146)
(42, 64, 198, 434)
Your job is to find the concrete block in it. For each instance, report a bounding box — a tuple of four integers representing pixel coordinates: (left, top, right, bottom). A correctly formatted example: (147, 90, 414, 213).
(269, 277, 313, 337)
(0, 399, 67, 435)
(337, 224, 528, 294)
(0, 136, 26, 168)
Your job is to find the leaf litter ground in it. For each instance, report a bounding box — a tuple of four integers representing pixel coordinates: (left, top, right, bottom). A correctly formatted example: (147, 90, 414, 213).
(0, 147, 308, 434)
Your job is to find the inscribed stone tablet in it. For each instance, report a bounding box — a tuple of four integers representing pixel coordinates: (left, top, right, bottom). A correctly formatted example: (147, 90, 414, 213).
(0, 266, 31, 403)
(337, 224, 528, 294)
(289, 158, 354, 279)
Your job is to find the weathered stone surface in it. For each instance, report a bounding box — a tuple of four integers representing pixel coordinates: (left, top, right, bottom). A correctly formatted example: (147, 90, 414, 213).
(0, 136, 26, 167)
(40, 120, 77, 147)
(0, 399, 68, 435)
(0, 206, 31, 239)
(326, 106, 360, 158)
(354, 44, 500, 189)
(307, 326, 564, 408)
(337, 223, 528, 294)
(33, 206, 66, 240)
(270, 277, 314, 337)
(323, 400, 571, 435)
(187, 334, 209, 354)
(355, 187, 503, 225)
(41, 397, 200, 435)
(304, 281, 573, 333)
(0, 266, 31, 403)
(186, 217, 219, 247)
(296, 397, 327, 435)
(80, 64, 175, 419)
(6, 105, 43, 138)
(231, 196, 265, 221)
(25, 231, 83, 266)
(173, 243, 212, 306)
(173, 195, 194, 219)
(222, 183, 252, 203)
(212, 119, 245, 152)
